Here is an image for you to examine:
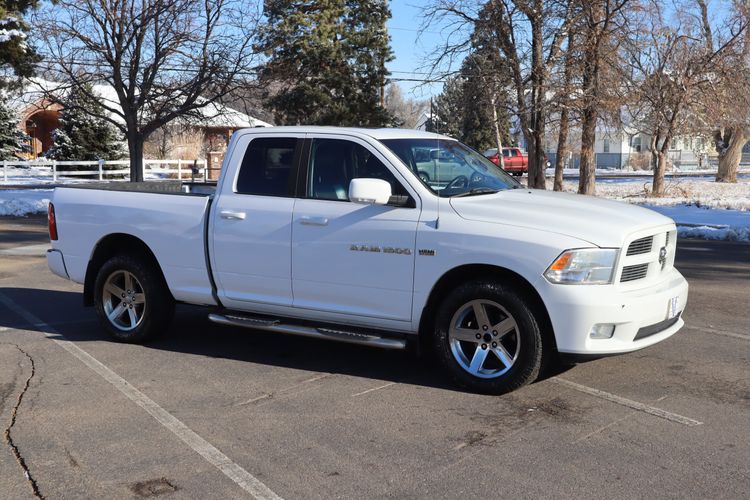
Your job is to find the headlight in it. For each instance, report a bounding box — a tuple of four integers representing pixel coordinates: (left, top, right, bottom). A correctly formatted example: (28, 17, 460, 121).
(544, 248, 618, 285)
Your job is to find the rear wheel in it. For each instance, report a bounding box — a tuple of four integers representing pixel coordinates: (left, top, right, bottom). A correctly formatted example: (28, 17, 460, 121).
(432, 281, 544, 394)
(94, 254, 174, 343)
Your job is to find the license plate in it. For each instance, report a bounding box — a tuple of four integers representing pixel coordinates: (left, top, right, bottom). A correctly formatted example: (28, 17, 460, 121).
(667, 296, 679, 319)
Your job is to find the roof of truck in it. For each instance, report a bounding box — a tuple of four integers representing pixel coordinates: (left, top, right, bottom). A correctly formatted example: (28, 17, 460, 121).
(238, 126, 455, 141)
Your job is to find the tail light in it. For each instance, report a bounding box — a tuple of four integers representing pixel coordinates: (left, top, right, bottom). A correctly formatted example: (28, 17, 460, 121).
(48, 202, 58, 241)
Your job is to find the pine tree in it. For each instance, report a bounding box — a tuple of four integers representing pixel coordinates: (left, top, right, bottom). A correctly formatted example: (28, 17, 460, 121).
(0, 99, 29, 159)
(0, 0, 41, 87)
(257, 0, 394, 126)
(46, 85, 124, 161)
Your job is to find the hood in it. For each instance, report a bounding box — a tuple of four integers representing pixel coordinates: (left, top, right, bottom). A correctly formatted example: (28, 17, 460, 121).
(449, 188, 675, 247)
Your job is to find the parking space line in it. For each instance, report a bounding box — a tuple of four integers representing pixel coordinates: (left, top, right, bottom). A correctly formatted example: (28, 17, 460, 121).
(0, 291, 284, 500)
(0, 244, 49, 256)
(686, 325, 750, 341)
(352, 382, 396, 397)
(551, 377, 703, 426)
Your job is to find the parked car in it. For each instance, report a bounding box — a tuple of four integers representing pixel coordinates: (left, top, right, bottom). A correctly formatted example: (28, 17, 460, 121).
(483, 147, 550, 175)
(47, 127, 688, 394)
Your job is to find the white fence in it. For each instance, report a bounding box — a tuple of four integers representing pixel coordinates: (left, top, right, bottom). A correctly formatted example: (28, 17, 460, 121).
(1, 158, 209, 184)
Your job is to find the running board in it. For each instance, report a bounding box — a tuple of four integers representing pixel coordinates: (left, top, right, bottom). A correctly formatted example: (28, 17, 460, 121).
(207, 313, 407, 350)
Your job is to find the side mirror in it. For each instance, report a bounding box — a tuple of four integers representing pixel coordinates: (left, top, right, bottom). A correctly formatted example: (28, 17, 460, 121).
(349, 178, 392, 205)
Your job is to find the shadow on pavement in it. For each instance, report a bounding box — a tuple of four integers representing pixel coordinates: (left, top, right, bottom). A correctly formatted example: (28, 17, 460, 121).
(0, 287, 478, 393)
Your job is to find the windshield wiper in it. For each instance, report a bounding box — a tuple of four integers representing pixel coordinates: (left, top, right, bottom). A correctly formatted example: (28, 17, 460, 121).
(451, 188, 500, 198)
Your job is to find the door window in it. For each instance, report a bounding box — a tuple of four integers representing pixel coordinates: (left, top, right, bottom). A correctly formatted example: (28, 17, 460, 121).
(236, 137, 298, 196)
(308, 138, 408, 201)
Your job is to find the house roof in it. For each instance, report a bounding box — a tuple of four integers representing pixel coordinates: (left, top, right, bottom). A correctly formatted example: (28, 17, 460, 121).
(8, 78, 271, 128)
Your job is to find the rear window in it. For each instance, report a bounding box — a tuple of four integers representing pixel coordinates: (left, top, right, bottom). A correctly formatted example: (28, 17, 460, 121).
(236, 137, 298, 196)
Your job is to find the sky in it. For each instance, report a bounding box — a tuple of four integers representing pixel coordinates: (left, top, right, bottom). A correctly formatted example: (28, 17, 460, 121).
(386, 1, 454, 100)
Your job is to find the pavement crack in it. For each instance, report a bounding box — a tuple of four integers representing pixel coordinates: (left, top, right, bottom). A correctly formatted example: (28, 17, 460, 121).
(2, 343, 44, 498)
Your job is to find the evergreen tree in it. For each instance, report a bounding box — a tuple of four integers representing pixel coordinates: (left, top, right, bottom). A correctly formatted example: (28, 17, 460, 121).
(0, 0, 41, 87)
(257, 0, 394, 126)
(426, 76, 464, 139)
(46, 85, 124, 161)
(0, 99, 29, 159)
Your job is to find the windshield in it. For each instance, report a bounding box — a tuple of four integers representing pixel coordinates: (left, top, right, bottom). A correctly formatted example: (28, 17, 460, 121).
(380, 138, 521, 197)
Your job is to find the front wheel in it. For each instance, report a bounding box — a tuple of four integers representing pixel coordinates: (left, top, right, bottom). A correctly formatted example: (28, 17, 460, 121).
(432, 281, 544, 394)
(94, 254, 175, 343)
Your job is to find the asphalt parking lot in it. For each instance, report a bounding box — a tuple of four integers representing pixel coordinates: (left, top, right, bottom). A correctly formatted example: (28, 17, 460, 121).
(0, 215, 748, 499)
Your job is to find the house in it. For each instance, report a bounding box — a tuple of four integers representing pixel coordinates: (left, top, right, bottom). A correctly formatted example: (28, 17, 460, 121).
(8, 78, 271, 159)
(543, 121, 712, 171)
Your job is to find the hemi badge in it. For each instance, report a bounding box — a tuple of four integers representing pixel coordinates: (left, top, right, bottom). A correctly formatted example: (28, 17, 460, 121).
(419, 249, 436, 256)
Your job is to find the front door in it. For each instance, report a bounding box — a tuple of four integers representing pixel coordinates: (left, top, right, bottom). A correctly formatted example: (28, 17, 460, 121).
(291, 136, 420, 322)
(210, 133, 303, 310)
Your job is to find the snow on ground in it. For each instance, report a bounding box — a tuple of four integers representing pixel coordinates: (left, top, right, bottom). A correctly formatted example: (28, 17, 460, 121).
(557, 178, 750, 241)
(0, 189, 52, 216)
(644, 205, 750, 242)
(560, 178, 750, 211)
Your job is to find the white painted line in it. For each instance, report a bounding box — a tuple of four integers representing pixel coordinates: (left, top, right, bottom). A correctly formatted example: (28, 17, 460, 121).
(0, 291, 283, 500)
(352, 382, 396, 397)
(0, 244, 49, 256)
(551, 377, 702, 426)
(686, 325, 750, 341)
(237, 393, 272, 406)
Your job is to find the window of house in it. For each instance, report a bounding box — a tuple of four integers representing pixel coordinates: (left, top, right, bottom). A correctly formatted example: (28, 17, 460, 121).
(603, 138, 610, 153)
(235, 137, 298, 196)
(308, 138, 408, 202)
(631, 135, 642, 152)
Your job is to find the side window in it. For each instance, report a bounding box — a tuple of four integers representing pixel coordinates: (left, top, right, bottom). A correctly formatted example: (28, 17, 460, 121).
(502, 149, 511, 157)
(308, 138, 408, 201)
(236, 137, 298, 196)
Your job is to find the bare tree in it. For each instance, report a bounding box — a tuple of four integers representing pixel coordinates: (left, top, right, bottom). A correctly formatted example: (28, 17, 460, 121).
(422, 0, 575, 189)
(35, 0, 259, 181)
(623, 0, 744, 194)
(384, 84, 429, 129)
(707, 0, 750, 182)
(576, 0, 631, 195)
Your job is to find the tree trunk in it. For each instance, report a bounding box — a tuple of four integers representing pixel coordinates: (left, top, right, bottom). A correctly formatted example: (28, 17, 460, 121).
(527, 11, 547, 189)
(653, 152, 667, 195)
(715, 127, 746, 183)
(554, 107, 569, 192)
(490, 94, 505, 169)
(127, 131, 144, 182)
(554, 32, 574, 192)
(653, 136, 671, 195)
(578, 106, 597, 195)
(578, 31, 600, 194)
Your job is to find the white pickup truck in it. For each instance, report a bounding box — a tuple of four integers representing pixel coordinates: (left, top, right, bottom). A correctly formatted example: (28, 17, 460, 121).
(46, 127, 688, 394)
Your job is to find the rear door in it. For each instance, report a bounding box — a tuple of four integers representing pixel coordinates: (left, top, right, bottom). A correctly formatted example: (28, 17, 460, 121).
(210, 133, 303, 309)
(291, 135, 420, 322)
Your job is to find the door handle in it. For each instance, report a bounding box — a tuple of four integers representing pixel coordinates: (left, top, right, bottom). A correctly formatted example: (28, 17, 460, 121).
(220, 210, 246, 220)
(299, 216, 329, 226)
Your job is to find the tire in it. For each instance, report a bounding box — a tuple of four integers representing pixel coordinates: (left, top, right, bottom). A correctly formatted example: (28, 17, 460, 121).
(431, 280, 544, 394)
(94, 254, 175, 343)
(418, 171, 430, 183)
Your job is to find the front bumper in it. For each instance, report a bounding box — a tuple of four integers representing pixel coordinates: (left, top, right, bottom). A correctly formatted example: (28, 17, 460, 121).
(536, 268, 689, 355)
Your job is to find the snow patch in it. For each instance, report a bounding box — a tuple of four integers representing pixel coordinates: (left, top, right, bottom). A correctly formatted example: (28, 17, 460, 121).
(0, 189, 51, 216)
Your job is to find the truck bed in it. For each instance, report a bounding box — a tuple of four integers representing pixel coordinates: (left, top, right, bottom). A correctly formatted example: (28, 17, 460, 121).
(51, 184, 217, 306)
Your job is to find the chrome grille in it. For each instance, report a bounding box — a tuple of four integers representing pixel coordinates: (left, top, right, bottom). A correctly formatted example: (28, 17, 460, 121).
(621, 263, 649, 282)
(627, 236, 653, 256)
